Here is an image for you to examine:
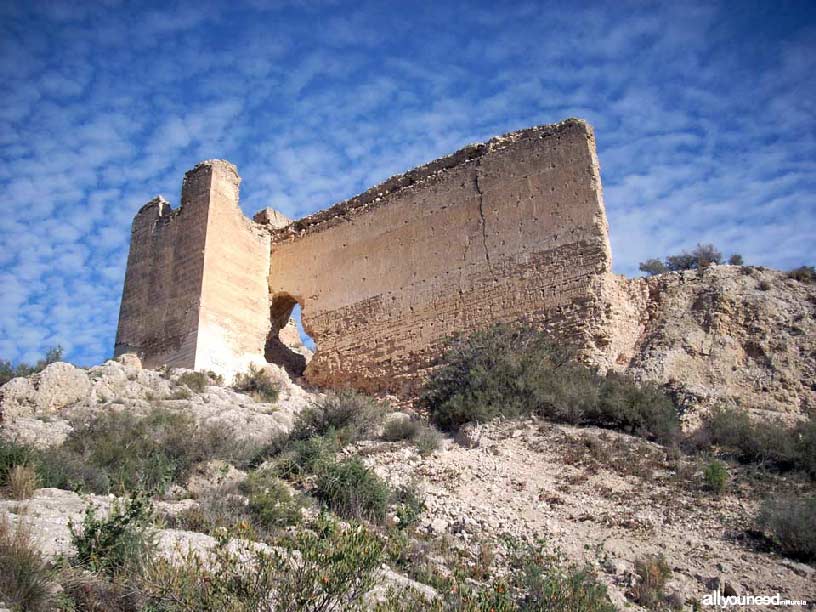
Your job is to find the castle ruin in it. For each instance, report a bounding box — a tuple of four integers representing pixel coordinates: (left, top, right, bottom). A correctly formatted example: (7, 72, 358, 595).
(115, 119, 638, 394)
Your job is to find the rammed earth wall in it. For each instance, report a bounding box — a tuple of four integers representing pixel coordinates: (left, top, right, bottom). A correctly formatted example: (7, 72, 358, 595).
(116, 119, 621, 392)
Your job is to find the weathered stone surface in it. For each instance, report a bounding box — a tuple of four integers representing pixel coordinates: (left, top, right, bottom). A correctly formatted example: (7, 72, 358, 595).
(115, 118, 615, 395)
(115, 161, 271, 381)
(607, 266, 816, 422)
(0, 363, 90, 422)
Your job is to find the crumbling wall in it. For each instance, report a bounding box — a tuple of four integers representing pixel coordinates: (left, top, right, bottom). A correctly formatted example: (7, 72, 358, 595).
(266, 119, 614, 394)
(115, 161, 270, 378)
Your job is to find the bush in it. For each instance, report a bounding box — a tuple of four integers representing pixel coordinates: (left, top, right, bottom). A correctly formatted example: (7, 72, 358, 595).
(234, 364, 280, 403)
(640, 243, 729, 276)
(414, 424, 443, 457)
(176, 371, 210, 393)
(424, 324, 679, 443)
(36, 407, 257, 495)
(0, 517, 56, 611)
(135, 515, 384, 611)
(757, 496, 816, 561)
(0, 438, 35, 488)
(788, 265, 816, 283)
(315, 458, 390, 524)
(632, 554, 671, 607)
(69, 492, 155, 577)
(391, 484, 425, 529)
(0, 345, 64, 387)
(639, 258, 667, 276)
(293, 390, 383, 444)
(697, 407, 813, 475)
(8, 464, 39, 499)
(274, 433, 339, 481)
(703, 460, 728, 494)
(382, 416, 421, 442)
(241, 468, 304, 529)
(435, 541, 616, 611)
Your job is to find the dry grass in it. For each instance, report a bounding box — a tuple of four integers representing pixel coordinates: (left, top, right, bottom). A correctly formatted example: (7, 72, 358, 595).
(0, 517, 55, 610)
(8, 464, 39, 499)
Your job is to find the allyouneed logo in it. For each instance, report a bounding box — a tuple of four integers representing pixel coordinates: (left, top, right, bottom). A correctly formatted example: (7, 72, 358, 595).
(702, 589, 809, 608)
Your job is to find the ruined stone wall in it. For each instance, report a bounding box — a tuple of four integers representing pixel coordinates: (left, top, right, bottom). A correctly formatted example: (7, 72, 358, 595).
(266, 119, 614, 394)
(115, 161, 270, 378)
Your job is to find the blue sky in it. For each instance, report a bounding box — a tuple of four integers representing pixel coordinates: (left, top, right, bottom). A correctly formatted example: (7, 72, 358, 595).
(1, 0, 814, 366)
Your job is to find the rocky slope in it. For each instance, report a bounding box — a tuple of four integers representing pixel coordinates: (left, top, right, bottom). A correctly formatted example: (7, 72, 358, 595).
(610, 266, 816, 424)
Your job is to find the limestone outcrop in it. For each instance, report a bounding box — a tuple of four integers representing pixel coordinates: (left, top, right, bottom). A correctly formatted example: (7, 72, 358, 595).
(611, 266, 816, 422)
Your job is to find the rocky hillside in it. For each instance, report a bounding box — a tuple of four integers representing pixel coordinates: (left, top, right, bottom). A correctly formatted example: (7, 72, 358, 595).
(611, 266, 816, 424)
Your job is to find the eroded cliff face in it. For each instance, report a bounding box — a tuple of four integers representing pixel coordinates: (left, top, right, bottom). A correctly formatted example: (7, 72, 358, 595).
(605, 266, 816, 422)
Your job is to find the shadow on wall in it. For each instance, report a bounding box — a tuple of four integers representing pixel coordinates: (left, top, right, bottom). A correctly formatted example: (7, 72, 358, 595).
(265, 294, 315, 378)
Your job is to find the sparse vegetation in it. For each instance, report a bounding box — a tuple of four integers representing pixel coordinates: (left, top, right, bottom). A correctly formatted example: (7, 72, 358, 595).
(233, 364, 280, 403)
(2, 407, 259, 495)
(241, 467, 306, 529)
(382, 416, 443, 457)
(631, 554, 672, 608)
(69, 492, 155, 577)
(696, 406, 815, 477)
(639, 243, 746, 276)
(757, 496, 816, 561)
(315, 457, 391, 524)
(382, 416, 421, 441)
(787, 265, 816, 283)
(176, 370, 210, 393)
(703, 460, 728, 495)
(423, 324, 679, 443)
(7, 464, 39, 499)
(0, 517, 56, 611)
(0, 345, 64, 387)
(414, 424, 443, 457)
(293, 389, 384, 444)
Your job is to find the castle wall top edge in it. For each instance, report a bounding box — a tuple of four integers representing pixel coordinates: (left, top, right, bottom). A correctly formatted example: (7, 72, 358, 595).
(269, 118, 590, 241)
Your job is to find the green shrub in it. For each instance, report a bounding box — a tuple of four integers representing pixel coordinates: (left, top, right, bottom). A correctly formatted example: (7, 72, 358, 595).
(234, 364, 280, 403)
(436, 541, 616, 611)
(729, 253, 744, 266)
(382, 416, 421, 441)
(69, 492, 154, 577)
(176, 371, 210, 393)
(36, 407, 257, 495)
(135, 515, 384, 611)
(241, 468, 304, 528)
(0, 345, 64, 387)
(391, 484, 425, 529)
(639, 258, 667, 276)
(293, 390, 383, 444)
(414, 424, 443, 457)
(315, 458, 390, 524)
(274, 433, 339, 481)
(0, 438, 35, 488)
(698, 407, 813, 475)
(703, 460, 728, 494)
(757, 496, 816, 561)
(424, 324, 679, 443)
(632, 554, 671, 608)
(788, 265, 816, 283)
(0, 517, 56, 611)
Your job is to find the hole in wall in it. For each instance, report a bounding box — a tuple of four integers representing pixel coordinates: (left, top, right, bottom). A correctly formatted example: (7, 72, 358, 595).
(265, 293, 315, 378)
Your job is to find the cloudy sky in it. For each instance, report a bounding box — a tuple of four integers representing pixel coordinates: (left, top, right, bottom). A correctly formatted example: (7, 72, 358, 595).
(1, 0, 814, 366)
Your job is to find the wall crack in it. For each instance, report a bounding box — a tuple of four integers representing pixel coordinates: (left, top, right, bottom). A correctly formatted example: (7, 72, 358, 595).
(474, 162, 491, 265)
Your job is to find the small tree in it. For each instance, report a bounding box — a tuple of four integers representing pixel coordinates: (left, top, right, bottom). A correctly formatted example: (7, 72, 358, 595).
(638, 259, 666, 276)
(665, 252, 697, 272)
(728, 253, 744, 266)
(692, 243, 723, 267)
